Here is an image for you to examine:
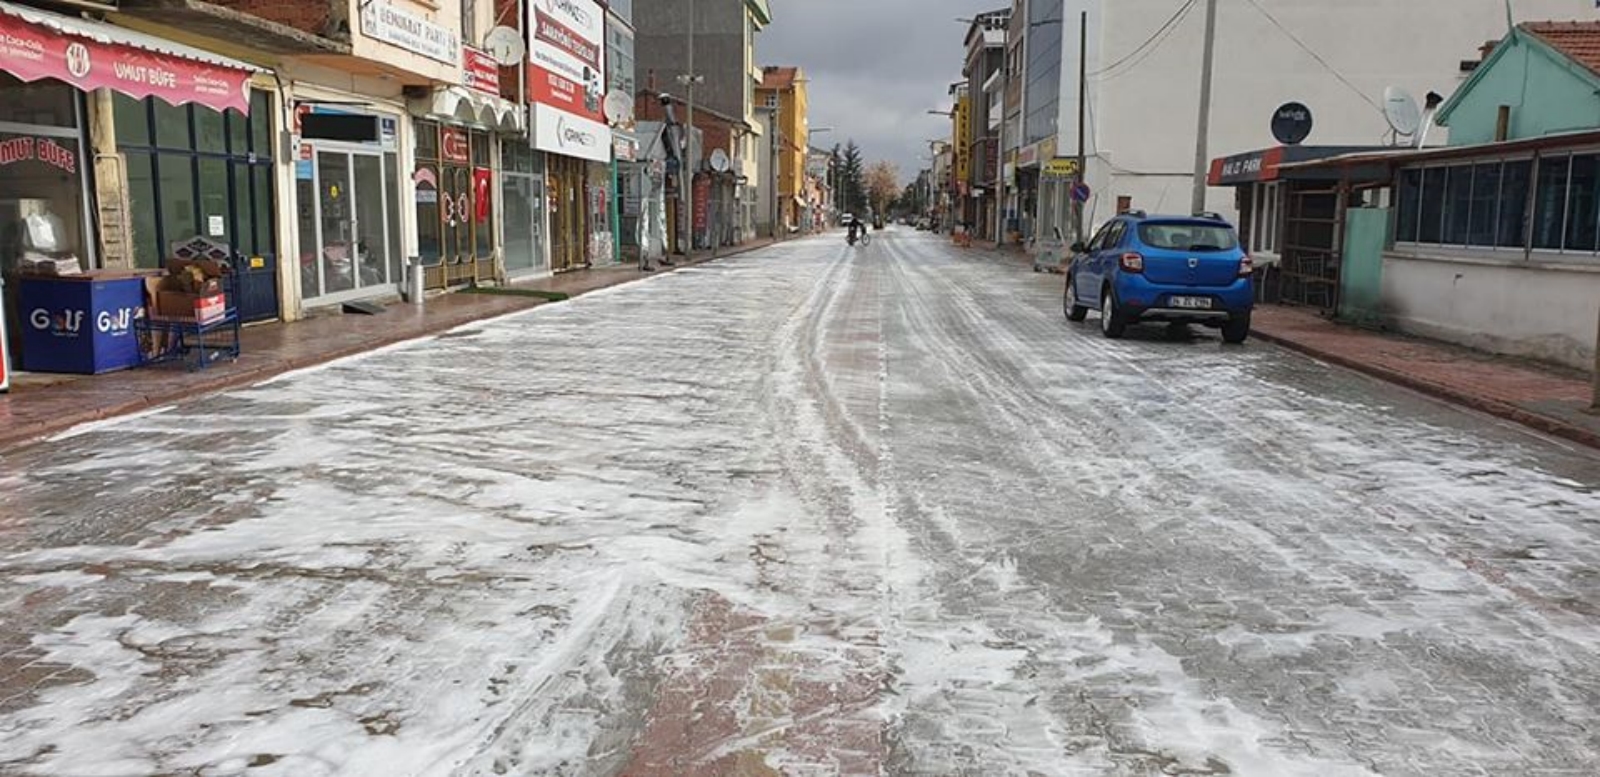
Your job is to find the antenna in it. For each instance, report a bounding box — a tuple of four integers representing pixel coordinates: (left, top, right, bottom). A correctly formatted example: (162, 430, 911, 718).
(1383, 86, 1422, 144)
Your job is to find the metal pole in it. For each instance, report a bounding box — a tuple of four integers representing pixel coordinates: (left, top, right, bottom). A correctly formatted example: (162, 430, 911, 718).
(1191, 0, 1220, 216)
(1076, 9, 1088, 242)
(682, 0, 696, 254)
(995, 44, 1006, 247)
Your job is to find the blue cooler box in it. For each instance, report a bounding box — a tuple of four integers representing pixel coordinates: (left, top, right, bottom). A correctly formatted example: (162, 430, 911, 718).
(18, 275, 147, 374)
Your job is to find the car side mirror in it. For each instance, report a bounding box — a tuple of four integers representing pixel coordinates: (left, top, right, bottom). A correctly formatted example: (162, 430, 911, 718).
(1069, 241, 1086, 254)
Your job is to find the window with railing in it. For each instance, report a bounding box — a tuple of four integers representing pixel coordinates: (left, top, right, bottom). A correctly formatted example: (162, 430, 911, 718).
(1394, 152, 1600, 255)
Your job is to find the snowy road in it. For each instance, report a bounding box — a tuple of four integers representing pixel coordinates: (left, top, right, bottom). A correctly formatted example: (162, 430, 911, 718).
(3, 229, 1600, 776)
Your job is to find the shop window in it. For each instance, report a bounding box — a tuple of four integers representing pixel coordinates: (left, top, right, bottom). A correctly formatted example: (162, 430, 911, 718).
(117, 91, 275, 269)
(154, 100, 190, 149)
(1418, 167, 1446, 244)
(0, 73, 76, 126)
(1564, 154, 1599, 253)
(1498, 161, 1531, 249)
(1441, 165, 1472, 246)
(1533, 155, 1570, 251)
(1395, 169, 1421, 243)
(1465, 163, 1499, 247)
(112, 93, 151, 146)
(385, 153, 401, 284)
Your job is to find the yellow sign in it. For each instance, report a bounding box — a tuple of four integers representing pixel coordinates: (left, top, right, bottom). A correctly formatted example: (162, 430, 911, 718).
(1043, 157, 1080, 178)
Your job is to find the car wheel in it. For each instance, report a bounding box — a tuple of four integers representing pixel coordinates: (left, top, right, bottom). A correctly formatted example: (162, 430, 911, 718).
(1100, 288, 1128, 339)
(1064, 272, 1089, 322)
(1222, 313, 1251, 344)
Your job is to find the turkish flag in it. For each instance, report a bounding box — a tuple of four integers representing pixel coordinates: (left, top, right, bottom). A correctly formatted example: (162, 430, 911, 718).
(474, 167, 492, 223)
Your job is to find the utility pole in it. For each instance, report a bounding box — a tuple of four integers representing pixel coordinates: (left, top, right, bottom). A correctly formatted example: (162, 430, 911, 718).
(1076, 9, 1087, 243)
(1191, 0, 1220, 216)
(679, 0, 698, 254)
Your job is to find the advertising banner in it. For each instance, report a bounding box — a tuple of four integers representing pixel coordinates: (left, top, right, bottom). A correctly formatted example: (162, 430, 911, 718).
(0, 11, 252, 113)
(528, 0, 611, 158)
(533, 103, 610, 163)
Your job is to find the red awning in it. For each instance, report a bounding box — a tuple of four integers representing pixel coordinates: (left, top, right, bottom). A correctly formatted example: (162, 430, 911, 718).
(0, 1, 258, 114)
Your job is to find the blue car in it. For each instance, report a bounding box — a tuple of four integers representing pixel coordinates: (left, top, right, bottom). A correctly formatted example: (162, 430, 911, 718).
(1063, 211, 1254, 343)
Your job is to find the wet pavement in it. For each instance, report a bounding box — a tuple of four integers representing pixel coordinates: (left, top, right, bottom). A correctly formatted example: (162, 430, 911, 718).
(2, 229, 1599, 776)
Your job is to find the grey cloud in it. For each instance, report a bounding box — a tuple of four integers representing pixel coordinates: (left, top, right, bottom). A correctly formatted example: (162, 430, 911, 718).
(758, 0, 997, 178)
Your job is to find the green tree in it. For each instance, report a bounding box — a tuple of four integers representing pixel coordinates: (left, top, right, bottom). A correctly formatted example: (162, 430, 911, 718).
(839, 141, 867, 215)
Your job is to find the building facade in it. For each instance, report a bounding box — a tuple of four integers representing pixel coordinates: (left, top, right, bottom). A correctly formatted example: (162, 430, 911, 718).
(756, 66, 808, 235)
(963, 10, 1009, 244)
(635, 0, 771, 246)
(1017, 0, 1598, 246)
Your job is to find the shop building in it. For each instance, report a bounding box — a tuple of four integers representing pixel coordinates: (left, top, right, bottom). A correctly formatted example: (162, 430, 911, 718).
(0, 0, 266, 370)
(1017, 0, 1597, 247)
(526, 0, 613, 272)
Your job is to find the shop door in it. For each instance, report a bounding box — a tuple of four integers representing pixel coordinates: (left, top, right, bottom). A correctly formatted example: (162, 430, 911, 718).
(442, 165, 472, 265)
(301, 148, 393, 301)
(1279, 185, 1343, 313)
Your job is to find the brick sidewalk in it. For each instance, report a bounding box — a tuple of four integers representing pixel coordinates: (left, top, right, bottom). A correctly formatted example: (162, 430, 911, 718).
(0, 239, 774, 452)
(1250, 306, 1600, 450)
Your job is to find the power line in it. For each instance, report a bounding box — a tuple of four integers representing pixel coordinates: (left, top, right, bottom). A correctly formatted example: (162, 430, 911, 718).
(1240, 0, 1385, 115)
(1089, 0, 1198, 80)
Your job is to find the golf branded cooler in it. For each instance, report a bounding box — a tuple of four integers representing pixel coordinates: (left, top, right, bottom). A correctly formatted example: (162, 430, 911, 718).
(18, 274, 146, 374)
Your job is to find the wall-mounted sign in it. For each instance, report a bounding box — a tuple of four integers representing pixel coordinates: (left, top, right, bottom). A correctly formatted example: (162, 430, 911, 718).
(532, 102, 609, 163)
(528, 0, 607, 126)
(1042, 157, 1079, 178)
(359, 2, 460, 65)
(441, 128, 470, 164)
(1271, 101, 1314, 146)
(463, 46, 500, 95)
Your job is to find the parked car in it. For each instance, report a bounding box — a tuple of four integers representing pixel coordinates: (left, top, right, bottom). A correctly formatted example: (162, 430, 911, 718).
(1063, 211, 1254, 343)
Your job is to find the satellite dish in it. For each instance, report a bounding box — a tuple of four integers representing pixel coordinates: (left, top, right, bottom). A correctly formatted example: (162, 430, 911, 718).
(483, 26, 526, 67)
(604, 91, 634, 128)
(1383, 86, 1422, 137)
(710, 149, 731, 173)
(1271, 102, 1313, 145)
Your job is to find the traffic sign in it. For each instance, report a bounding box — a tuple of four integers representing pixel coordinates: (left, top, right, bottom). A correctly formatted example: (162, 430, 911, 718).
(1070, 182, 1092, 203)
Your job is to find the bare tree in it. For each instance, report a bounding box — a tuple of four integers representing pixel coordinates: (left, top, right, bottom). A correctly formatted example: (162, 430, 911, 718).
(864, 161, 901, 218)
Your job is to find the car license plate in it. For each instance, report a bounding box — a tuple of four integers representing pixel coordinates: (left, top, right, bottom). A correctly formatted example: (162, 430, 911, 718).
(1169, 296, 1213, 310)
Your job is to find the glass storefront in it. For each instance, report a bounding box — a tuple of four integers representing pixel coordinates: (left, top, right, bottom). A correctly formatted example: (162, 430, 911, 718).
(501, 142, 548, 276)
(1, 74, 93, 359)
(295, 109, 402, 303)
(414, 120, 495, 271)
(115, 90, 275, 270)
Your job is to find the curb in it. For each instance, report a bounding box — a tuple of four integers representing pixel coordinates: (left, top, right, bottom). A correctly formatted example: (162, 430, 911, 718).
(1, 240, 776, 453)
(1251, 328, 1600, 452)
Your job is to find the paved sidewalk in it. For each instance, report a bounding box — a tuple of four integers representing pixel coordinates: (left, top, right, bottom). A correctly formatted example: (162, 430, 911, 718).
(1251, 306, 1600, 450)
(0, 239, 774, 452)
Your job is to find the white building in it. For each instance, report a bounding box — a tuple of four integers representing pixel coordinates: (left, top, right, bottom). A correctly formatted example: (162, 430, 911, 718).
(1021, 0, 1600, 242)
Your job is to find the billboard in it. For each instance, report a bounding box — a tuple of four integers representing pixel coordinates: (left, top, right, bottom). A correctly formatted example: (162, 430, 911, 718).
(529, 0, 607, 126)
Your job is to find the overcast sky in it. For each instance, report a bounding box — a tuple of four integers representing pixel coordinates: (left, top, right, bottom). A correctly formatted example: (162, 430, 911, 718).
(757, 0, 986, 184)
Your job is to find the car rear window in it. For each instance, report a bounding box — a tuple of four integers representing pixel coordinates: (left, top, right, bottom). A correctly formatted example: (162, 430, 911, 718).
(1138, 222, 1239, 252)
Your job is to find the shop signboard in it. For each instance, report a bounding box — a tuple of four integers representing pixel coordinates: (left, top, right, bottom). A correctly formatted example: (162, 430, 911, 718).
(359, 2, 460, 65)
(528, 0, 611, 158)
(0, 10, 252, 113)
(1043, 157, 1080, 178)
(442, 128, 470, 163)
(18, 276, 145, 375)
(954, 95, 971, 184)
(463, 46, 500, 95)
(532, 103, 609, 163)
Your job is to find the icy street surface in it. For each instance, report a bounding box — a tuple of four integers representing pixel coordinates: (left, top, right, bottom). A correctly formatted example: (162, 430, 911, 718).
(3, 231, 1600, 777)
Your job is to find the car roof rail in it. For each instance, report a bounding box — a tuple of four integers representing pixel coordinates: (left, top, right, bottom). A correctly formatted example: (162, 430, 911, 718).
(1194, 210, 1230, 223)
(1123, 209, 1148, 219)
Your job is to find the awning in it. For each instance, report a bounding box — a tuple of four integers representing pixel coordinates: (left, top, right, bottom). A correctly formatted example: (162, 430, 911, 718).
(409, 86, 526, 134)
(0, 0, 258, 113)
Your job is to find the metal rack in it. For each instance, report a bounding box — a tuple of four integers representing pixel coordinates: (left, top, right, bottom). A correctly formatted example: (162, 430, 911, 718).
(135, 269, 242, 371)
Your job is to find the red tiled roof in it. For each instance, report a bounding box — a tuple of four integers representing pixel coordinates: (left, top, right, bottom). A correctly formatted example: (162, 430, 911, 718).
(1522, 21, 1600, 79)
(760, 66, 799, 90)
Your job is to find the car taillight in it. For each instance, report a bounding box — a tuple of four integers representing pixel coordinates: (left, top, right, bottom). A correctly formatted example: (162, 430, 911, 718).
(1120, 252, 1144, 273)
(1239, 254, 1254, 277)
